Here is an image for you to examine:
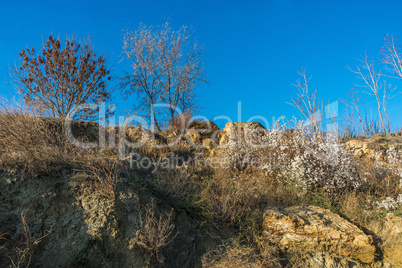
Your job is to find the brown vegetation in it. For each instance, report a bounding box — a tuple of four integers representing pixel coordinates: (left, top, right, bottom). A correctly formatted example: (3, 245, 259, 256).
(135, 200, 177, 263)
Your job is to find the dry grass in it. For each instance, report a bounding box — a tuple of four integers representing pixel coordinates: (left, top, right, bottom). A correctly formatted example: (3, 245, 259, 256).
(135, 199, 178, 263)
(198, 167, 306, 226)
(338, 192, 378, 228)
(200, 170, 249, 225)
(154, 169, 199, 204)
(0, 232, 6, 251)
(0, 99, 67, 174)
(202, 240, 281, 268)
(1, 98, 401, 266)
(78, 156, 119, 200)
(168, 111, 193, 130)
(0, 210, 53, 268)
(150, 164, 305, 226)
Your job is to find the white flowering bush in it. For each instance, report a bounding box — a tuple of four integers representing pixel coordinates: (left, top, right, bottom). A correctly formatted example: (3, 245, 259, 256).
(376, 194, 402, 210)
(220, 124, 271, 170)
(272, 126, 361, 193)
(220, 122, 361, 194)
(387, 147, 402, 184)
(369, 146, 402, 210)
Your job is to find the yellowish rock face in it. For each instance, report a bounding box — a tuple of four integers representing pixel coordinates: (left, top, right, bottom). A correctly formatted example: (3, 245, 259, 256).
(375, 214, 402, 266)
(345, 133, 402, 160)
(262, 205, 376, 264)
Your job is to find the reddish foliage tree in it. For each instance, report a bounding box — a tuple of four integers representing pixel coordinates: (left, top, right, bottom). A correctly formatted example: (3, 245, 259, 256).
(11, 35, 114, 120)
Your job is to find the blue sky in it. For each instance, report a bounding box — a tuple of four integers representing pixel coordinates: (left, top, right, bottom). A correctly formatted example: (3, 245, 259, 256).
(1, 0, 402, 129)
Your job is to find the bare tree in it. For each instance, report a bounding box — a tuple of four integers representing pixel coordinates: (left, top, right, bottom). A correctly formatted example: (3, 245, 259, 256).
(380, 34, 402, 78)
(381, 80, 396, 133)
(379, 34, 402, 132)
(349, 53, 395, 134)
(340, 88, 368, 136)
(121, 21, 207, 131)
(10, 35, 114, 121)
(289, 69, 322, 130)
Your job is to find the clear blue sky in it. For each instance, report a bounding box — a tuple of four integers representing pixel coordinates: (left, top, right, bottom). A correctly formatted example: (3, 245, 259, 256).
(1, 0, 402, 129)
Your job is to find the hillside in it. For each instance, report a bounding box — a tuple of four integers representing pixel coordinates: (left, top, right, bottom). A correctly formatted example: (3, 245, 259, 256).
(1, 115, 402, 267)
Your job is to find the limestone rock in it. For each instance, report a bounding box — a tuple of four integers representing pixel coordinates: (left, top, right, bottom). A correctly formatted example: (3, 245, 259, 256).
(262, 206, 376, 264)
(345, 133, 402, 160)
(219, 122, 267, 145)
(303, 252, 366, 268)
(188, 120, 219, 136)
(375, 214, 402, 266)
(186, 121, 221, 148)
(202, 138, 216, 150)
(125, 126, 167, 145)
(186, 129, 202, 145)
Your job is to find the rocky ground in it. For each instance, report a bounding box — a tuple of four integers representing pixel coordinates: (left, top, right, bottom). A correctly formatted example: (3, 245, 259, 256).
(1, 119, 402, 267)
(0, 170, 235, 268)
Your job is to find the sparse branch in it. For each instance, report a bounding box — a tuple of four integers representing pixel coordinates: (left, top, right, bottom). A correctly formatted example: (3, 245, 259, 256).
(340, 88, 368, 136)
(135, 199, 177, 263)
(349, 53, 387, 134)
(5, 210, 53, 268)
(121, 21, 207, 131)
(381, 81, 397, 133)
(380, 34, 402, 78)
(288, 69, 321, 130)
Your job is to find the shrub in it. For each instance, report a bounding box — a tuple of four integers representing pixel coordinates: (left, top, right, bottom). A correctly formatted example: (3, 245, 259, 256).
(79, 156, 119, 200)
(220, 122, 361, 195)
(134, 200, 177, 263)
(273, 128, 361, 194)
(200, 170, 249, 224)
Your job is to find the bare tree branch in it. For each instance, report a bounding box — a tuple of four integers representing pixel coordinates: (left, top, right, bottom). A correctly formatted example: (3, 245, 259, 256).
(288, 68, 322, 130)
(121, 21, 207, 131)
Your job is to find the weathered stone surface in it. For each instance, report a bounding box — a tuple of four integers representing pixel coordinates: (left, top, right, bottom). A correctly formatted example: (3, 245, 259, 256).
(345, 133, 402, 160)
(202, 138, 216, 150)
(125, 126, 167, 145)
(219, 122, 267, 145)
(188, 120, 219, 136)
(0, 171, 220, 267)
(374, 214, 402, 266)
(303, 252, 366, 268)
(186, 121, 221, 148)
(262, 206, 376, 264)
(186, 129, 202, 145)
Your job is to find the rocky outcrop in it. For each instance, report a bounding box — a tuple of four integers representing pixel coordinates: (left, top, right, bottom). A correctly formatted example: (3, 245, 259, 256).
(346, 133, 402, 160)
(188, 121, 219, 136)
(370, 213, 402, 267)
(218, 122, 267, 145)
(185, 121, 220, 148)
(186, 129, 202, 145)
(125, 126, 168, 145)
(262, 206, 376, 265)
(0, 171, 222, 267)
(303, 252, 366, 268)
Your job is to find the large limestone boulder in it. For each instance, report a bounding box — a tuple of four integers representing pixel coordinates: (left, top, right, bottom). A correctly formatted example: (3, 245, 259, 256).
(262, 206, 376, 264)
